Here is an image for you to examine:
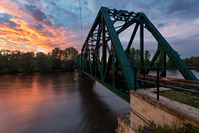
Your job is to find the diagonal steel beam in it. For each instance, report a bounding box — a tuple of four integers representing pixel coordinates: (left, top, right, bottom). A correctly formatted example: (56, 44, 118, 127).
(146, 49, 160, 74)
(101, 7, 135, 90)
(127, 23, 139, 51)
(141, 13, 198, 80)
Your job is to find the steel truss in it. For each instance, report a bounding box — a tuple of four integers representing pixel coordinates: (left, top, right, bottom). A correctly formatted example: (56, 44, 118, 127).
(77, 7, 198, 102)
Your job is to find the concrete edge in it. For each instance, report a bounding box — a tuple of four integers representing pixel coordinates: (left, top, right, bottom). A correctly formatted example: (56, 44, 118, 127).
(130, 90, 199, 127)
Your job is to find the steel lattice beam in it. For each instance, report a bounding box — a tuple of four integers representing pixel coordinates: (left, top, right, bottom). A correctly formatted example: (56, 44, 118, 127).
(77, 7, 198, 102)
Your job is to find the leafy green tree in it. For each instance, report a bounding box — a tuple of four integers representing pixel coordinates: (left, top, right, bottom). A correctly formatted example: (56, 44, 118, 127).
(129, 48, 150, 66)
(144, 50, 150, 66)
(130, 48, 140, 65)
(7, 52, 21, 73)
(0, 47, 79, 73)
(183, 57, 199, 69)
(0, 53, 7, 73)
(65, 47, 78, 60)
(20, 52, 35, 72)
(36, 52, 52, 72)
(51, 48, 62, 69)
(62, 59, 76, 71)
(62, 49, 68, 61)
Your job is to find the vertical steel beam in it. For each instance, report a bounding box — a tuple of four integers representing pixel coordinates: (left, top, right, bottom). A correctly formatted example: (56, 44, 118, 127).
(112, 54, 116, 87)
(102, 16, 107, 74)
(141, 13, 197, 80)
(77, 7, 198, 103)
(140, 23, 144, 73)
(160, 46, 166, 77)
(101, 7, 135, 90)
(103, 54, 112, 81)
(157, 68, 159, 100)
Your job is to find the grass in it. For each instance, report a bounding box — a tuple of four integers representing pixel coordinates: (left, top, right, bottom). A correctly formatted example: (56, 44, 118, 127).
(136, 121, 199, 133)
(158, 90, 199, 109)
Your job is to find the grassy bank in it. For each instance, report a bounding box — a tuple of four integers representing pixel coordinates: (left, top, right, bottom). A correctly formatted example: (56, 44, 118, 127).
(159, 90, 199, 109)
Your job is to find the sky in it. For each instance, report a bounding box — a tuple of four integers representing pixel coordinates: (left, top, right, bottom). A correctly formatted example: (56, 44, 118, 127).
(0, 0, 198, 57)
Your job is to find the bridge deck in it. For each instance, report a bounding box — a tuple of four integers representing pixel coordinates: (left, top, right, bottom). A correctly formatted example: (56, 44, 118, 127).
(108, 70, 199, 91)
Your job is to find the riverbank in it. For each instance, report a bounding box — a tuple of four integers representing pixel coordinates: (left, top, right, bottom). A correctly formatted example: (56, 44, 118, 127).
(0, 68, 76, 74)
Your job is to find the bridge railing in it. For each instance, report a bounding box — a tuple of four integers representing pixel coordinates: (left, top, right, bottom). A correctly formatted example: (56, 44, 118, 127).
(133, 66, 199, 100)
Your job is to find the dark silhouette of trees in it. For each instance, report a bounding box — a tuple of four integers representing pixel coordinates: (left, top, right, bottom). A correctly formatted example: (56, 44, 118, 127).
(144, 50, 150, 66)
(20, 52, 35, 72)
(0, 47, 78, 74)
(0, 53, 7, 73)
(129, 48, 151, 66)
(65, 47, 78, 60)
(7, 52, 21, 73)
(183, 57, 199, 71)
(36, 52, 52, 72)
(52, 48, 63, 69)
(0, 47, 198, 74)
(129, 49, 199, 71)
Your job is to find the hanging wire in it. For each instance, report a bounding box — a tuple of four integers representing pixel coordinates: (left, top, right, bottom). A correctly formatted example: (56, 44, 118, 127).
(79, 0, 83, 45)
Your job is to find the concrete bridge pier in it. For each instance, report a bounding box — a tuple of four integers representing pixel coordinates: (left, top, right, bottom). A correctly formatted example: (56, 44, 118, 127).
(117, 88, 199, 133)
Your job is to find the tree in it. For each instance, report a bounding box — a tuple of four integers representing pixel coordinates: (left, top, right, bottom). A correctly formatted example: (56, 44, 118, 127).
(51, 48, 62, 69)
(144, 50, 150, 66)
(62, 49, 68, 61)
(62, 59, 76, 71)
(20, 52, 35, 72)
(0, 53, 7, 73)
(129, 48, 150, 66)
(183, 57, 199, 67)
(6, 52, 21, 73)
(65, 47, 78, 60)
(130, 48, 140, 65)
(36, 52, 52, 72)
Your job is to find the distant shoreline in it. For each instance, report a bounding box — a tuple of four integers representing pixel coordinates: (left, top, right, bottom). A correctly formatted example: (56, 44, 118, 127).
(0, 69, 75, 75)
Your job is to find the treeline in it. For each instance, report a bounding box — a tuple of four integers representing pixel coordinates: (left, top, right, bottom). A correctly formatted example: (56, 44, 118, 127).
(183, 57, 199, 68)
(0, 47, 78, 73)
(129, 48, 199, 68)
(129, 48, 151, 66)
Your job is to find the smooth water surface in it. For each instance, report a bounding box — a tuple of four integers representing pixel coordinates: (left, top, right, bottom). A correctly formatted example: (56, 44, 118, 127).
(0, 70, 199, 133)
(0, 72, 129, 133)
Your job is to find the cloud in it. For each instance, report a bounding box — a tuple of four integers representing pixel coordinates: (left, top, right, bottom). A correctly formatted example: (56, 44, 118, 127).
(170, 34, 199, 58)
(166, 0, 199, 19)
(167, 0, 199, 18)
(0, 13, 18, 28)
(0, 0, 78, 53)
(0, 0, 198, 57)
(23, 4, 53, 26)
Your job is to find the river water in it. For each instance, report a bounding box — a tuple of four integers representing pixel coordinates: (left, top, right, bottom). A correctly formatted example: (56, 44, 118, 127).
(0, 70, 199, 133)
(0, 72, 129, 133)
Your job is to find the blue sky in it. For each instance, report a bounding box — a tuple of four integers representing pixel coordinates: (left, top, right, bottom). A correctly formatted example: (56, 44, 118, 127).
(0, 0, 198, 57)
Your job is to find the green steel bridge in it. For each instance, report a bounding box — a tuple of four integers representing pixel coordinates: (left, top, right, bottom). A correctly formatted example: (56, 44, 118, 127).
(77, 7, 198, 102)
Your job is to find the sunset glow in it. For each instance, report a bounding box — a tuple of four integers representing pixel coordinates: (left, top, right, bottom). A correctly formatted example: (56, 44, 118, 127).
(0, 0, 77, 53)
(0, 0, 198, 57)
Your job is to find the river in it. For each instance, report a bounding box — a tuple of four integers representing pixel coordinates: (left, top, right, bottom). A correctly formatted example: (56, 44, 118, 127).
(0, 70, 198, 133)
(0, 72, 129, 133)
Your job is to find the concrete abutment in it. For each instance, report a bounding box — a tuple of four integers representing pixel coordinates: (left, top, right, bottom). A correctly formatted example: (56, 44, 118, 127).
(117, 88, 199, 132)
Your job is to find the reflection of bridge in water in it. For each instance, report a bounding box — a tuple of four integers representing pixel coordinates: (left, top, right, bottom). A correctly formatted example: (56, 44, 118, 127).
(77, 7, 199, 131)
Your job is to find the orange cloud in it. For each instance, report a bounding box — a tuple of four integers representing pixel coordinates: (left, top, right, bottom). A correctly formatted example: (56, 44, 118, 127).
(0, 0, 79, 53)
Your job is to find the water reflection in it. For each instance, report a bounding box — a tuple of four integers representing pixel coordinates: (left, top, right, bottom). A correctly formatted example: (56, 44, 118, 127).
(77, 77, 117, 133)
(0, 72, 129, 133)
